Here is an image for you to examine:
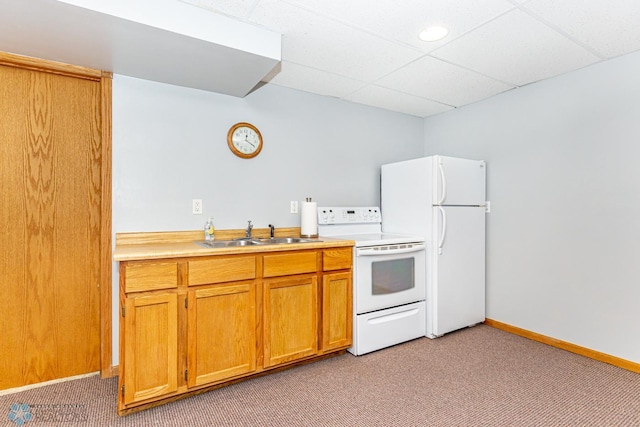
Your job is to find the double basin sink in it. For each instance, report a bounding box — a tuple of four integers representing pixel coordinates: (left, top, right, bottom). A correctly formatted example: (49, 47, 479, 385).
(197, 237, 320, 249)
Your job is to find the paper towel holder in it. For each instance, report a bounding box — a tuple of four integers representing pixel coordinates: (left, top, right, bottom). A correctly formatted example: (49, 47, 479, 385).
(301, 197, 318, 238)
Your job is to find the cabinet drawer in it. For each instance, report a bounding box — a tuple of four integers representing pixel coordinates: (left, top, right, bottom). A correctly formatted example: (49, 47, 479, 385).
(188, 256, 256, 286)
(124, 261, 178, 293)
(323, 248, 352, 271)
(263, 251, 317, 278)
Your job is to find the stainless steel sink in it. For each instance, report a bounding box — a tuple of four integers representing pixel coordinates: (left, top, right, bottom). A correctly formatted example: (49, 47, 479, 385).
(255, 237, 318, 244)
(197, 240, 262, 248)
(228, 240, 261, 246)
(196, 237, 320, 249)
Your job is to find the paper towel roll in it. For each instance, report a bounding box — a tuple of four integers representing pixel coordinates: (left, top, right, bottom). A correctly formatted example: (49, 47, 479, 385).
(300, 201, 318, 238)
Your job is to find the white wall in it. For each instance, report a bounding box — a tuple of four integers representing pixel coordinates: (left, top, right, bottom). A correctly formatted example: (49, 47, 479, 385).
(111, 75, 424, 363)
(113, 75, 423, 232)
(424, 51, 640, 363)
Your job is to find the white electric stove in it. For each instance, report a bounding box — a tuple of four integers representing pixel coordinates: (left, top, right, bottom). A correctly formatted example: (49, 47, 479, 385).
(318, 207, 427, 355)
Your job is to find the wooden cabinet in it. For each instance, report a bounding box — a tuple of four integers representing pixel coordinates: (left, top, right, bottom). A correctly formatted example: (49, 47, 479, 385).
(262, 251, 322, 367)
(186, 255, 258, 387)
(321, 248, 353, 352)
(188, 256, 256, 285)
(263, 275, 318, 368)
(118, 244, 352, 415)
(119, 261, 181, 409)
(187, 282, 256, 387)
(123, 261, 178, 293)
(321, 272, 352, 352)
(322, 248, 353, 272)
(262, 251, 317, 277)
(122, 292, 178, 405)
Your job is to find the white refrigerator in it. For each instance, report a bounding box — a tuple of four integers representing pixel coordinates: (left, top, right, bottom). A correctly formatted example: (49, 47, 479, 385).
(381, 155, 486, 338)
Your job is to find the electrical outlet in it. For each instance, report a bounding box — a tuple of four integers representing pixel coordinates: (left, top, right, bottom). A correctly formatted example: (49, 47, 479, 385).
(485, 201, 491, 213)
(192, 199, 203, 215)
(290, 200, 299, 214)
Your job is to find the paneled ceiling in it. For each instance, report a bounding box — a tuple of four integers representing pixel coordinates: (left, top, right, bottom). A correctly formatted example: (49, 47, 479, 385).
(182, 0, 640, 117)
(2, 1, 640, 118)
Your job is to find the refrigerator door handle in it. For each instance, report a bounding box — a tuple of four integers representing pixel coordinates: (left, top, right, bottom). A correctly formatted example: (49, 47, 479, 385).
(438, 160, 446, 205)
(438, 206, 446, 254)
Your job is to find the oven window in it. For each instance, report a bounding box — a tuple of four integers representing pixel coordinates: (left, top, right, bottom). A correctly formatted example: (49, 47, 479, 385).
(371, 258, 414, 295)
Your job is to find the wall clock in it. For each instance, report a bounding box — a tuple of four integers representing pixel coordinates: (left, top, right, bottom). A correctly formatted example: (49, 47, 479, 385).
(227, 122, 263, 159)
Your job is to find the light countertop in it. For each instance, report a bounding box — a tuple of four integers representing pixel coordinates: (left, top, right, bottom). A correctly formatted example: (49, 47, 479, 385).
(114, 235, 354, 262)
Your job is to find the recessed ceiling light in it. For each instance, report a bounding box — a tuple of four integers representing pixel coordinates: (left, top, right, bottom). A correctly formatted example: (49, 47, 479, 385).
(418, 26, 449, 42)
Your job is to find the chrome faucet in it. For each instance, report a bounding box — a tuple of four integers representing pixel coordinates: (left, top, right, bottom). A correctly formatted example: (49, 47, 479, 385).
(268, 224, 275, 238)
(245, 220, 253, 238)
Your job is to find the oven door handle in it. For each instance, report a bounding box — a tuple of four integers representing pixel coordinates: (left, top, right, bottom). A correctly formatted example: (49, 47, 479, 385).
(357, 244, 425, 256)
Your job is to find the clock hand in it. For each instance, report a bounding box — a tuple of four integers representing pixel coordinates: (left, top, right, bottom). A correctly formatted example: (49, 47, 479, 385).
(244, 136, 256, 147)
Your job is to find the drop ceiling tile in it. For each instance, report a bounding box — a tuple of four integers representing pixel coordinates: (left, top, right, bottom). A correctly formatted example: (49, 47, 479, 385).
(268, 61, 366, 97)
(249, 0, 424, 81)
(345, 85, 453, 117)
(287, 0, 515, 52)
(522, 0, 640, 58)
(432, 9, 601, 86)
(376, 56, 515, 106)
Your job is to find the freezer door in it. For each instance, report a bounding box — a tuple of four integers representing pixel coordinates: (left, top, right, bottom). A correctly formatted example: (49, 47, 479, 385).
(429, 205, 485, 337)
(434, 156, 486, 206)
(381, 157, 432, 237)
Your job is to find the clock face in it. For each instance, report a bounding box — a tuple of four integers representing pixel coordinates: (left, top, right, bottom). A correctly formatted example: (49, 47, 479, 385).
(227, 123, 263, 158)
(232, 127, 259, 154)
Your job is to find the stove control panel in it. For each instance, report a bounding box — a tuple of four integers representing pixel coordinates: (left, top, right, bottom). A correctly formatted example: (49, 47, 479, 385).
(317, 206, 381, 225)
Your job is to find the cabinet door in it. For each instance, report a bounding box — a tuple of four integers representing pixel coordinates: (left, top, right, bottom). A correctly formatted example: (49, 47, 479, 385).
(263, 276, 318, 368)
(321, 272, 352, 352)
(123, 293, 178, 405)
(187, 283, 257, 387)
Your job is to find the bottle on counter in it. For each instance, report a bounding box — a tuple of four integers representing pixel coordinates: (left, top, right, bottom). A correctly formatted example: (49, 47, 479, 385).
(204, 217, 215, 241)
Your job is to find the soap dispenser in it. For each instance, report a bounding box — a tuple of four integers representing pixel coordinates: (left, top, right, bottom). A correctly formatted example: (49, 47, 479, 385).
(204, 217, 215, 241)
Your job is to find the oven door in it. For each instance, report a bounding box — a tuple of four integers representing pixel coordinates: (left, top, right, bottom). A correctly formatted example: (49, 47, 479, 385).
(354, 243, 426, 314)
